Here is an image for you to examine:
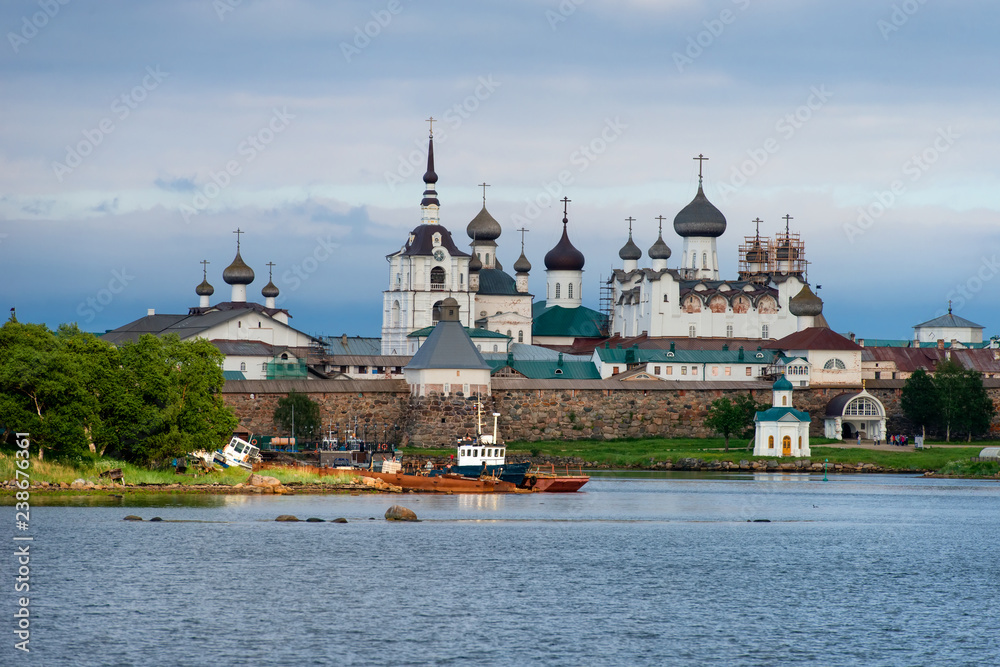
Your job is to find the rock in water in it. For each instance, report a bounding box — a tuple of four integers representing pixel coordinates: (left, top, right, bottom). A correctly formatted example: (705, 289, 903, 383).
(122, 515, 143, 521)
(149, 517, 163, 522)
(384, 505, 418, 522)
(275, 515, 300, 522)
(332, 517, 348, 524)
(305, 517, 325, 522)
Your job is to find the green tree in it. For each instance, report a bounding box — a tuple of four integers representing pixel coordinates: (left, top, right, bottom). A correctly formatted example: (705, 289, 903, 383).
(705, 393, 760, 451)
(955, 369, 995, 441)
(901, 368, 939, 439)
(273, 391, 321, 442)
(934, 360, 965, 442)
(0, 321, 101, 460)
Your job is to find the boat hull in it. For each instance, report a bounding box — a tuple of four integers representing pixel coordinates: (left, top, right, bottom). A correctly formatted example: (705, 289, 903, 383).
(525, 475, 590, 492)
(358, 470, 520, 494)
(445, 461, 531, 486)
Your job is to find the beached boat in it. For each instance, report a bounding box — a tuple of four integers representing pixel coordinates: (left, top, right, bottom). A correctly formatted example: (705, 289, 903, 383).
(357, 469, 521, 494)
(189, 436, 261, 471)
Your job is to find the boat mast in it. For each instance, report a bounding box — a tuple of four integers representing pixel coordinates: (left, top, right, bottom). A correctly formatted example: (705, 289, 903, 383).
(492, 412, 500, 443)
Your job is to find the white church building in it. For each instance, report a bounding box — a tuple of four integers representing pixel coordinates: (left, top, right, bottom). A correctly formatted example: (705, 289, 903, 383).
(753, 375, 811, 457)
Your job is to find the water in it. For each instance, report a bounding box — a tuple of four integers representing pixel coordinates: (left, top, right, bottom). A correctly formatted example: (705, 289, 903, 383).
(4, 474, 1000, 666)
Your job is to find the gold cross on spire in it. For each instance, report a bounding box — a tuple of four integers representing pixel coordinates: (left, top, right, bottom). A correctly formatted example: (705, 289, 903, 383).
(426, 116, 435, 137)
(479, 182, 490, 204)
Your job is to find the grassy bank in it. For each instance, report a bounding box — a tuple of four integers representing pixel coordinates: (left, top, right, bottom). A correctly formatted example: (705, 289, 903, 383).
(0, 452, 355, 488)
(402, 438, 990, 473)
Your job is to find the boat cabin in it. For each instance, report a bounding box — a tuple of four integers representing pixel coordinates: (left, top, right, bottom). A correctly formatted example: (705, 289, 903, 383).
(456, 439, 507, 468)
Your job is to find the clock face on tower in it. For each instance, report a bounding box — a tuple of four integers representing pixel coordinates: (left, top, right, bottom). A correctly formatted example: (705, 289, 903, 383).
(433, 249, 445, 261)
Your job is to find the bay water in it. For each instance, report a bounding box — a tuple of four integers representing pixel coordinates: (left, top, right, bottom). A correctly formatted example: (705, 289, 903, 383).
(4, 473, 1000, 666)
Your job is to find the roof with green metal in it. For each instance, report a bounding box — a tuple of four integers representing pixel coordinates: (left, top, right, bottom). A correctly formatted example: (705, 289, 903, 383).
(477, 268, 520, 296)
(486, 358, 601, 379)
(772, 375, 794, 390)
(408, 325, 510, 339)
(595, 345, 777, 365)
(755, 407, 810, 422)
(532, 300, 607, 338)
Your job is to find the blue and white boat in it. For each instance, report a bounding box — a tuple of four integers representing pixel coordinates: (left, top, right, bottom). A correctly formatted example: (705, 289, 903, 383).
(444, 402, 530, 485)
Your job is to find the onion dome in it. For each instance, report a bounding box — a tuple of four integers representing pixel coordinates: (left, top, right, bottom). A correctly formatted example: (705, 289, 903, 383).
(648, 233, 672, 260)
(196, 278, 214, 297)
(745, 239, 767, 263)
(788, 284, 823, 317)
(673, 181, 727, 238)
(469, 252, 482, 272)
(514, 249, 531, 273)
(262, 280, 279, 299)
(619, 233, 642, 261)
(775, 241, 800, 261)
(223, 250, 254, 285)
(467, 206, 502, 241)
(773, 375, 793, 390)
(544, 206, 585, 271)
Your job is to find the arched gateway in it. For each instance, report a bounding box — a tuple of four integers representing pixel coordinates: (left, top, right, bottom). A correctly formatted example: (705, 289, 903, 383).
(824, 389, 886, 441)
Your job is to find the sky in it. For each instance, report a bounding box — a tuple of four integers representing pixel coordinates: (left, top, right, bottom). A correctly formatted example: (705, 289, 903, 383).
(2, 0, 999, 341)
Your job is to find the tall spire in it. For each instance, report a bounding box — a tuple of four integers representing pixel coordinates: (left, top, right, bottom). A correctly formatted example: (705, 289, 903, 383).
(420, 117, 440, 223)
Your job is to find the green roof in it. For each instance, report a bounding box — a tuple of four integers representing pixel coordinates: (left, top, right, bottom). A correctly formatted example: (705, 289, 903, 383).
(487, 358, 601, 379)
(408, 326, 510, 339)
(222, 370, 247, 380)
(596, 346, 776, 365)
(755, 407, 810, 422)
(477, 268, 519, 296)
(772, 375, 793, 390)
(532, 301, 607, 338)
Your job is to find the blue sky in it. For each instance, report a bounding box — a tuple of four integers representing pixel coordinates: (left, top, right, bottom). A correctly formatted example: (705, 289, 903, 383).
(2, 0, 999, 340)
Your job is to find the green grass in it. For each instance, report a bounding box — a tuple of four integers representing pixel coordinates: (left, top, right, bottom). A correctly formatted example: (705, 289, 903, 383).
(0, 452, 355, 487)
(936, 459, 1000, 477)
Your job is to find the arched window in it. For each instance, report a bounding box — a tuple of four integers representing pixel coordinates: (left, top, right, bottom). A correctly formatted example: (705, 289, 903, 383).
(485, 253, 490, 265)
(391, 300, 400, 327)
(768, 435, 774, 449)
(782, 395, 787, 406)
(430, 266, 446, 290)
(824, 358, 847, 370)
(845, 397, 881, 416)
(432, 300, 444, 323)
(240, 362, 246, 371)
(555, 283, 561, 299)
(281, 353, 288, 360)
(506, 329, 512, 338)
(568, 283, 573, 299)
(702, 252, 708, 269)
(493, 345, 498, 352)
(762, 324, 769, 339)
(518, 330, 523, 343)
(691, 252, 697, 268)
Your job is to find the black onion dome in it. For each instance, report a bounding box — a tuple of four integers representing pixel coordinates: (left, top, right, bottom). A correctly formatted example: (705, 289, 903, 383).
(619, 234, 642, 261)
(788, 284, 823, 317)
(223, 251, 255, 285)
(469, 253, 482, 272)
(648, 233, 672, 260)
(745, 240, 766, 263)
(514, 250, 531, 273)
(261, 280, 279, 298)
(196, 278, 215, 296)
(467, 206, 502, 241)
(673, 183, 727, 238)
(544, 223, 585, 271)
(775, 241, 800, 261)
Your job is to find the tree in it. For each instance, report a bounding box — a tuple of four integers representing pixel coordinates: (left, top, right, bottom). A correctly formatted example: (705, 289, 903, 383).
(901, 368, 939, 439)
(273, 391, 321, 442)
(955, 369, 995, 441)
(934, 360, 965, 442)
(705, 393, 760, 451)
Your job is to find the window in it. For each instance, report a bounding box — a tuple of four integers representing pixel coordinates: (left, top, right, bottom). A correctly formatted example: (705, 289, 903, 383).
(692, 367, 698, 375)
(555, 283, 561, 299)
(663, 294, 669, 303)
(654, 366, 661, 375)
(485, 253, 490, 264)
(689, 325, 696, 338)
(666, 366, 673, 375)
(568, 283, 574, 299)
(493, 345, 498, 352)
(824, 358, 847, 370)
(240, 362, 246, 371)
(691, 252, 697, 268)
(712, 367, 718, 376)
(430, 266, 446, 290)
(702, 252, 708, 269)
(392, 300, 400, 327)
(681, 366, 687, 376)
(746, 367, 752, 376)
(726, 325, 733, 338)
(443, 383, 450, 394)
(518, 330, 523, 343)
(262, 362, 268, 372)
(761, 324, 769, 338)
(768, 435, 774, 449)
(612, 366, 620, 375)
(725, 367, 732, 376)
(845, 397, 881, 416)
(506, 329, 512, 338)
(782, 395, 787, 406)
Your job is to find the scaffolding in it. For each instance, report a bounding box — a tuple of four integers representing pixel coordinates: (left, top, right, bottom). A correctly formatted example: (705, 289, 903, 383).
(738, 235, 772, 284)
(771, 230, 807, 278)
(599, 274, 615, 337)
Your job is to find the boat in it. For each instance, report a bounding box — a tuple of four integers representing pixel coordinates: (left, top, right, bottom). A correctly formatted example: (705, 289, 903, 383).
(520, 464, 590, 492)
(189, 435, 261, 471)
(437, 400, 531, 485)
(355, 469, 521, 494)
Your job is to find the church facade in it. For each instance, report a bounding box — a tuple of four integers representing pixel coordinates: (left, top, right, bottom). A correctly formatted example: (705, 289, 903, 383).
(609, 158, 825, 341)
